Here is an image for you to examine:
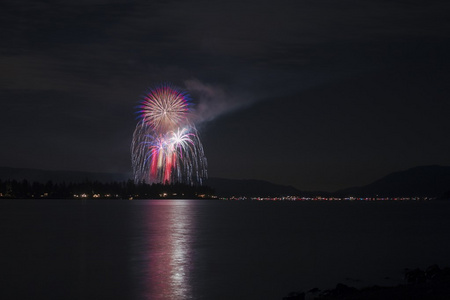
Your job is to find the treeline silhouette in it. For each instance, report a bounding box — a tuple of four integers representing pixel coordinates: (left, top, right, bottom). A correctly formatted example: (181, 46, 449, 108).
(0, 179, 215, 199)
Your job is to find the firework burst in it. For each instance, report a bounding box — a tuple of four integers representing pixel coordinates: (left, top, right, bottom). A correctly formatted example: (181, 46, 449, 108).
(138, 84, 191, 132)
(131, 83, 207, 185)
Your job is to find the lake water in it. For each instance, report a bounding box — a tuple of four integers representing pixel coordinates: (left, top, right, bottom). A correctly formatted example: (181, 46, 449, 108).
(2, 199, 450, 299)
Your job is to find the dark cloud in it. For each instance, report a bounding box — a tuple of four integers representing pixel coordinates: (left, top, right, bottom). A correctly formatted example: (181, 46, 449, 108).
(201, 63, 450, 190)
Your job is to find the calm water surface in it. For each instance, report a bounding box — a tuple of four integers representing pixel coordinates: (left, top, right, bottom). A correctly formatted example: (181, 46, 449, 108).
(2, 199, 450, 299)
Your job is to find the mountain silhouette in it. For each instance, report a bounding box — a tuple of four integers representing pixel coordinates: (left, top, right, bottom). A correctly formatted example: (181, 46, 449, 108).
(0, 167, 130, 183)
(1, 165, 449, 198)
(336, 165, 450, 197)
(204, 177, 319, 197)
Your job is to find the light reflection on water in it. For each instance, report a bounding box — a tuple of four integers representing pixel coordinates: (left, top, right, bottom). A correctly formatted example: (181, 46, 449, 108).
(3, 200, 450, 300)
(130, 200, 450, 300)
(132, 200, 194, 300)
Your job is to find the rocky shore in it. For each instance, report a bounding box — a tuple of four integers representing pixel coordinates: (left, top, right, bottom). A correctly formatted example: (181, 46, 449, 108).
(283, 265, 450, 300)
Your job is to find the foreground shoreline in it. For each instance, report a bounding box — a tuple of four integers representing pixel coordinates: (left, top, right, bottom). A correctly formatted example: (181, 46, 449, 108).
(284, 265, 450, 300)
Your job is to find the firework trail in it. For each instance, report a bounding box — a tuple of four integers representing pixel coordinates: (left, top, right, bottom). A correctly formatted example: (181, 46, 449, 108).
(131, 83, 207, 185)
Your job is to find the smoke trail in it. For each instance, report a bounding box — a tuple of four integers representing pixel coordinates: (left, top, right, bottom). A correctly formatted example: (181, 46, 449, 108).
(184, 79, 254, 124)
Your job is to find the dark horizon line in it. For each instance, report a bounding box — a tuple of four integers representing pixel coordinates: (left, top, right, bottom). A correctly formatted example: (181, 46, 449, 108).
(1, 164, 449, 198)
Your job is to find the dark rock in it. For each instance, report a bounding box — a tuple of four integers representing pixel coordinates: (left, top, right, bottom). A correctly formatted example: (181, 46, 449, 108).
(333, 283, 358, 296)
(282, 291, 305, 300)
(425, 264, 441, 281)
(405, 268, 426, 284)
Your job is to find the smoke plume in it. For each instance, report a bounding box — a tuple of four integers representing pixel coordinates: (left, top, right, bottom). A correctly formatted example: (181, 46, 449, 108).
(184, 79, 253, 124)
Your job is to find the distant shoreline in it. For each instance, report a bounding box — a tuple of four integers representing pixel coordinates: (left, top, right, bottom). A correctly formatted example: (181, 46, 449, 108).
(0, 197, 444, 202)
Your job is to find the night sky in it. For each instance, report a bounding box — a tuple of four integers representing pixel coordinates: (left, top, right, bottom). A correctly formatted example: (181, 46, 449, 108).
(1, 0, 450, 191)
